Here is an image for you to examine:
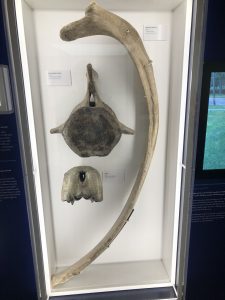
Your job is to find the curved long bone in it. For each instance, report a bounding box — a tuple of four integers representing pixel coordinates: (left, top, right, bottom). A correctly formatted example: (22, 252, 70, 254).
(51, 1, 159, 287)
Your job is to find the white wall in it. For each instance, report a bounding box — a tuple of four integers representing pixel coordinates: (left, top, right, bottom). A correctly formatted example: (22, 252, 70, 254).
(33, 9, 171, 266)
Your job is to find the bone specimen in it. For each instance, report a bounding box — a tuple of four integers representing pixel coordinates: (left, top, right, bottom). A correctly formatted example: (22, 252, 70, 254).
(50, 64, 134, 157)
(51, 1, 159, 287)
(62, 166, 103, 203)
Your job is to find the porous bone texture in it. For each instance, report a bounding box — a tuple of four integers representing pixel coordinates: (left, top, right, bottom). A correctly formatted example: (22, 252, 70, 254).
(63, 107, 122, 157)
(62, 166, 103, 203)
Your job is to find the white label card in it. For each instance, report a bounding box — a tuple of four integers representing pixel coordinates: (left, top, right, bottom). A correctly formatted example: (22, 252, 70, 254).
(102, 170, 125, 184)
(143, 25, 167, 41)
(47, 70, 72, 86)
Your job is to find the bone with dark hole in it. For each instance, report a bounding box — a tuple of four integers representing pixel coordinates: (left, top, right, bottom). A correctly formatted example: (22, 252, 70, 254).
(62, 166, 103, 203)
(50, 64, 134, 157)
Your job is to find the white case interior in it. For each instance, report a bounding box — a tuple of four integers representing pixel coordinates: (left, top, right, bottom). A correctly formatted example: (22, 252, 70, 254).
(15, 0, 193, 297)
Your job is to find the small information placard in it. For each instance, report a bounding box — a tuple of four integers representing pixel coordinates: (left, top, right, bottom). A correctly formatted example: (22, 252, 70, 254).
(143, 25, 167, 41)
(102, 169, 125, 184)
(47, 70, 72, 86)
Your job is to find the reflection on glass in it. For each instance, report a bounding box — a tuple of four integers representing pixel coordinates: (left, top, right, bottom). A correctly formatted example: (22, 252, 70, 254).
(203, 72, 225, 170)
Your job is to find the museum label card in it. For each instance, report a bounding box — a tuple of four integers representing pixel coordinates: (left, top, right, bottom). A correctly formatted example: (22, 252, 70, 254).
(47, 70, 72, 86)
(102, 169, 125, 184)
(143, 25, 167, 41)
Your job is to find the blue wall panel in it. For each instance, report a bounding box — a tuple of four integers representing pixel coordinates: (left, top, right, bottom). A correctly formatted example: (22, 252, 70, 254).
(0, 2, 37, 299)
(186, 0, 225, 299)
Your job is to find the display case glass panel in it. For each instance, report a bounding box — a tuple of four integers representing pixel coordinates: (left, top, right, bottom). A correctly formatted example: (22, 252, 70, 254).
(13, 0, 193, 297)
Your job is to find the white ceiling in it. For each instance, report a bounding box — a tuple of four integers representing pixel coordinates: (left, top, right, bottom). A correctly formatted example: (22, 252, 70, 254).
(25, 0, 184, 12)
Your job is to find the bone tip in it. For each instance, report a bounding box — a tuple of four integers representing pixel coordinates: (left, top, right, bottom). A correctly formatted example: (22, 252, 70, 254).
(87, 63, 92, 70)
(50, 127, 63, 134)
(86, 0, 98, 13)
(60, 28, 71, 41)
(121, 126, 135, 135)
(50, 128, 57, 134)
(89, 0, 97, 6)
(51, 275, 60, 288)
(126, 129, 135, 135)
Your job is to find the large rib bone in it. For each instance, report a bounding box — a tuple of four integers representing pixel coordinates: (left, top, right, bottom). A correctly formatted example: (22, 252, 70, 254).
(52, 1, 159, 287)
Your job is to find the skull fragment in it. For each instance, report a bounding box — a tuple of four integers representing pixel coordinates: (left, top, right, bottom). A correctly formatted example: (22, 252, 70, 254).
(61, 166, 103, 203)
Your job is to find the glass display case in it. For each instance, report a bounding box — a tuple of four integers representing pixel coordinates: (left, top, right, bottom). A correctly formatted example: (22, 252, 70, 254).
(2, 0, 206, 299)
